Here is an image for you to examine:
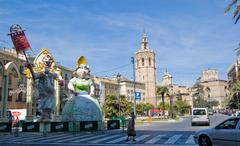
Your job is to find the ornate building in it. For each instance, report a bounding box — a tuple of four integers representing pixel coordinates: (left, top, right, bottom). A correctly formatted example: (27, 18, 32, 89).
(191, 69, 228, 109)
(135, 33, 157, 105)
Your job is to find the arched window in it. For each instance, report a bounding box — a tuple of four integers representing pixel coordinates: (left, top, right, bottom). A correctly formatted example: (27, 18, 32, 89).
(17, 92, 23, 102)
(142, 58, 144, 66)
(149, 57, 151, 66)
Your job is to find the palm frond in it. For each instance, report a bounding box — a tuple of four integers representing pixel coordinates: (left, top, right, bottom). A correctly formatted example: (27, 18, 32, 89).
(225, 0, 238, 15)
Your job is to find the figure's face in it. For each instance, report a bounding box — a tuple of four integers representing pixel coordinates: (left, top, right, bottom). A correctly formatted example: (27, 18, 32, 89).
(76, 64, 90, 78)
(43, 55, 53, 68)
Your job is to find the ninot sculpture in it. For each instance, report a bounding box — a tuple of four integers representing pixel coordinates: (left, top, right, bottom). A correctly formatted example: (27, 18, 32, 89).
(61, 56, 103, 129)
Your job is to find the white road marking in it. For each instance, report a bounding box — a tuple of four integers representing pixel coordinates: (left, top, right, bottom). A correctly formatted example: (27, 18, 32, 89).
(72, 134, 106, 143)
(40, 134, 74, 142)
(185, 135, 195, 144)
(145, 134, 165, 144)
(106, 136, 128, 143)
(164, 134, 182, 144)
(89, 135, 120, 143)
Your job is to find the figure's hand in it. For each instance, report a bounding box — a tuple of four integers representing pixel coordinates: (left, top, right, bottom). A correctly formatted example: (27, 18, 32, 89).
(58, 80, 64, 86)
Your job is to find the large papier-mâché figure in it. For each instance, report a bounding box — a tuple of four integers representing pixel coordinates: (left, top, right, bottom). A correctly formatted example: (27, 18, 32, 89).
(62, 56, 103, 123)
(27, 48, 63, 121)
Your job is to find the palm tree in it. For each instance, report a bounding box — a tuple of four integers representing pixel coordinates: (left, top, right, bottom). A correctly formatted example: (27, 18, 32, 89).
(229, 80, 240, 109)
(225, 0, 240, 24)
(156, 86, 169, 117)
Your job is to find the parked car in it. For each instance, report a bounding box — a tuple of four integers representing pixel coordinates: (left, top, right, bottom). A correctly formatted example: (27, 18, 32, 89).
(194, 117, 240, 146)
(235, 111, 240, 117)
(191, 108, 210, 126)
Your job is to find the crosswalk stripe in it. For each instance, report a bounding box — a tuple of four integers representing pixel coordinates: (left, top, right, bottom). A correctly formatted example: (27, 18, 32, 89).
(164, 134, 182, 144)
(106, 136, 128, 143)
(145, 134, 165, 144)
(185, 135, 195, 144)
(57, 135, 91, 142)
(10, 134, 46, 142)
(126, 135, 150, 143)
(41, 134, 74, 142)
(72, 134, 106, 143)
(25, 133, 70, 142)
(89, 135, 120, 143)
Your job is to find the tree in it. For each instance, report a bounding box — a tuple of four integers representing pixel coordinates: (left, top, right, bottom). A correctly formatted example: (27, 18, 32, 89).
(192, 84, 205, 107)
(225, 0, 240, 24)
(228, 80, 240, 109)
(156, 86, 169, 117)
(136, 103, 154, 116)
(174, 100, 191, 116)
(102, 95, 132, 119)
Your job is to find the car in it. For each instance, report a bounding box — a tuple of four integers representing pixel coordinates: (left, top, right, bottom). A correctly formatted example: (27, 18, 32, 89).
(208, 109, 214, 115)
(235, 111, 240, 117)
(194, 117, 240, 146)
(191, 108, 210, 126)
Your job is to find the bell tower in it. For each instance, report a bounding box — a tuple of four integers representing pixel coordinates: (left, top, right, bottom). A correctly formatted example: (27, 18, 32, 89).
(135, 32, 157, 105)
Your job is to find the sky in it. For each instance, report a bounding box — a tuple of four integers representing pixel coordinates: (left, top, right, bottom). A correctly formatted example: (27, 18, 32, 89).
(0, 0, 239, 86)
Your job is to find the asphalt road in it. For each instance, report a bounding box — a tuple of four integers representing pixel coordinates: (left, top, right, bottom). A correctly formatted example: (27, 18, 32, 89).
(136, 114, 229, 132)
(0, 114, 231, 146)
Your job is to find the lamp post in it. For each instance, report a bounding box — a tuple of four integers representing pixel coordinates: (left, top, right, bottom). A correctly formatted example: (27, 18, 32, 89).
(131, 57, 136, 116)
(117, 73, 121, 117)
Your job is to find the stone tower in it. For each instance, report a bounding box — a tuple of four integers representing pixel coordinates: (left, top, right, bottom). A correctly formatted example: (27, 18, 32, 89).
(135, 32, 157, 105)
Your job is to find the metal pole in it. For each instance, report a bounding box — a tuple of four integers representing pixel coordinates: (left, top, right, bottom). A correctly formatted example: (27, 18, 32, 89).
(117, 73, 121, 117)
(131, 57, 136, 116)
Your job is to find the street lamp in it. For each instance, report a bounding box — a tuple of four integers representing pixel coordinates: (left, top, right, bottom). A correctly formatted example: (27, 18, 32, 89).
(131, 57, 136, 116)
(117, 73, 121, 117)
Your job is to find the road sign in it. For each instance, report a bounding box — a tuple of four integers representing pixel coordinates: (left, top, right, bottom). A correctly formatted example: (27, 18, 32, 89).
(135, 92, 141, 100)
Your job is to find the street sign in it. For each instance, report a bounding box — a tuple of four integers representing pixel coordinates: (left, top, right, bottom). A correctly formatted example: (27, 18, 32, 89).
(135, 92, 141, 100)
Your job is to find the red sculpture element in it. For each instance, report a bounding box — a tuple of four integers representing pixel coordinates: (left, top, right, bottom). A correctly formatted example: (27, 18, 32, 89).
(8, 24, 31, 53)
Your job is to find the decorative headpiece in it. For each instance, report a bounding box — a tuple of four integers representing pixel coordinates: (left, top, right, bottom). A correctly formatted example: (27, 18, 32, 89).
(77, 56, 87, 68)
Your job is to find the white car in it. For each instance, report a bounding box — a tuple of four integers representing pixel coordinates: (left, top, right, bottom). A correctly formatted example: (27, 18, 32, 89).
(191, 108, 210, 126)
(235, 111, 240, 117)
(194, 117, 240, 146)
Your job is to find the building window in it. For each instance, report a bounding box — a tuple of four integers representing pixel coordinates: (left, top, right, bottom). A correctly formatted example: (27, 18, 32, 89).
(149, 57, 151, 66)
(8, 76, 12, 87)
(8, 88, 12, 101)
(143, 76, 144, 80)
(16, 92, 23, 102)
(142, 58, 144, 66)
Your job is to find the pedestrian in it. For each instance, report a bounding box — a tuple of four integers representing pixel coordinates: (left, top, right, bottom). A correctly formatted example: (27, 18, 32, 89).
(126, 112, 136, 142)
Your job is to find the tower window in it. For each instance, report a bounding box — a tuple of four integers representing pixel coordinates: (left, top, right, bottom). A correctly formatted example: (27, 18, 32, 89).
(149, 57, 151, 66)
(142, 58, 144, 66)
(143, 76, 144, 80)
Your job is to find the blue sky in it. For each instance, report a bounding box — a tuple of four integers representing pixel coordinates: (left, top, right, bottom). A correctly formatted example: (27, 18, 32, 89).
(0, 0, 239, 86)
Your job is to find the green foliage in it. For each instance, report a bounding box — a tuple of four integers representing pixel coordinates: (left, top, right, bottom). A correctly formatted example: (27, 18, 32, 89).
(136, 103, 154, 116)
(174, 100, 191, 115)
(156, 86, 169, 116)
(193, 97, 219, 109)
(228, 80, 240, 109)
(102, 95, 133, 119)
(157, 102, 170, 111)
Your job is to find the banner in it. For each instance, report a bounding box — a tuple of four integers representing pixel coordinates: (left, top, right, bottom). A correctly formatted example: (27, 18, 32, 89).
(10, 31, 31, 53)
(0, 123, 12, 132)
(80, 121, 98, 131)
(22, 122, 39, 132)
(107, 120, 120, 130)
(51, 122, 68, 132)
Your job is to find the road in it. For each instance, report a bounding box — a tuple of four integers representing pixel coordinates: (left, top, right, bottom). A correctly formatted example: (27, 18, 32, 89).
(0, 114, 229, 146)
